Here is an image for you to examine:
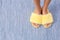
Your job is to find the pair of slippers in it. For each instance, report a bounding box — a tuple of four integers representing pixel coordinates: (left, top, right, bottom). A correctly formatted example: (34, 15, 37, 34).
(30, 10, 53, 28)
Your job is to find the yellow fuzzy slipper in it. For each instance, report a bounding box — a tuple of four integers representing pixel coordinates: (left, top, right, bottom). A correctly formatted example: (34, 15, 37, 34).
(42, 12, 53, 28)
(30, 12, 42, 28)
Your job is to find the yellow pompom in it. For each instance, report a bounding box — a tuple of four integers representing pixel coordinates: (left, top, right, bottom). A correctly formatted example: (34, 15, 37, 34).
(42, 12, 53, 24)
(30, 13, 42, 24)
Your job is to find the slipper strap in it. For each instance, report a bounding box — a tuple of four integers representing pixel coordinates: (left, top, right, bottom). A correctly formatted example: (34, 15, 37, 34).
(42, 12, 53, 24)
(30, 13, 42, 24)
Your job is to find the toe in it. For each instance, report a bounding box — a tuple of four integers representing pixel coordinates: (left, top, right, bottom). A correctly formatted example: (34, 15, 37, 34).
(32, 23, 40, 28)
(44, 23, 51, 28)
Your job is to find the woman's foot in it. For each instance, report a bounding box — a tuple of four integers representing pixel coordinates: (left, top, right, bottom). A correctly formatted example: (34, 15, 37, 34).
(42, 8, 51, 28)
(31, 8, 41, 28)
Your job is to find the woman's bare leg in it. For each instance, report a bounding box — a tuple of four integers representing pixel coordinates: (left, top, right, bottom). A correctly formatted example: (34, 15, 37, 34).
(32, 0, 41, 28)
(42, 0, 51, 14)
(34, 0, 41, 14)
(42, 0, 51, 27)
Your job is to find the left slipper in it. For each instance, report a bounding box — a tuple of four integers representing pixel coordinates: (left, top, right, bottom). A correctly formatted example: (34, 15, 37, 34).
(42, 11, 53, 28)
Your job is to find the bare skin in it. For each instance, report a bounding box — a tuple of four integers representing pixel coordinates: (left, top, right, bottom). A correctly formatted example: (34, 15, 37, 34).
(32, 0, 41, 28)
(42, 0, 51, 27)
(32, 0, 51, 28)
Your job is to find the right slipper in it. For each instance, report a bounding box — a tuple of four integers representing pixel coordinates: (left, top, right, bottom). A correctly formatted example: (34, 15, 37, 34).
(30, 12, 42, 28)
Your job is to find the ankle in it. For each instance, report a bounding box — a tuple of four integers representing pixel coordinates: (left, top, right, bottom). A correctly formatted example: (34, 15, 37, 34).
(42, 8, 48, 14)
(34, 8, 42, 14)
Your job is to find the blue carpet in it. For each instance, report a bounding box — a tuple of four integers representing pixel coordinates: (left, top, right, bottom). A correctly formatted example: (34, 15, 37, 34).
(0, 0, 60, 40)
